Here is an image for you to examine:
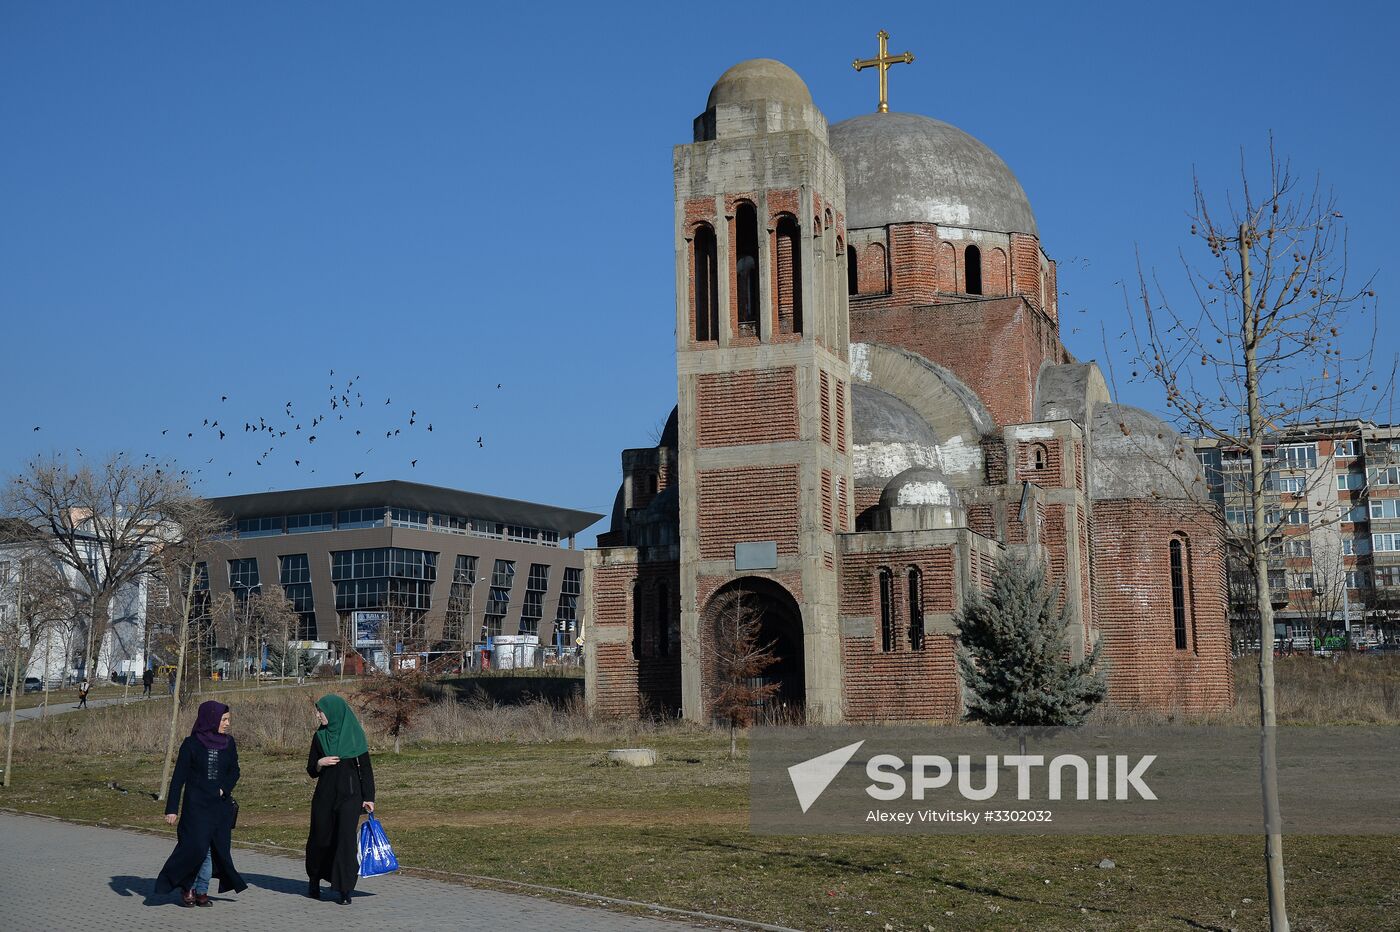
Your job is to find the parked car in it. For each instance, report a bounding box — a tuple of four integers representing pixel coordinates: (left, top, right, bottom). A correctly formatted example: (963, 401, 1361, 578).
(23, 677, 44, 693)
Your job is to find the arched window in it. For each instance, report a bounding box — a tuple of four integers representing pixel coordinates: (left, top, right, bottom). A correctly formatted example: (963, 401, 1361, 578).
(864, 242, 888, 293)
(775, 214, 803, 335)
(693, 223, 719, 342)
(735, 202, 760, 336)
(1169, 538, 1189, 650)
(878, 567, 896, 652)
(1030, 443, 1047, 471)
(907, 566, 925, 651)
(655, 582, 670, 658)
(847, 244, 858, 295)
(824, 207, 833, 231)
(965, 244, 983, 295)
(632, 582, 645, 660)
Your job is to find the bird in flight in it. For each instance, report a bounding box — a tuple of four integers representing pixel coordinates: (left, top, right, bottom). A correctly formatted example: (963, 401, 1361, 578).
(411, 459, 417, 468)
(476, 437, 484, 447)
(354, 471, 364, 479)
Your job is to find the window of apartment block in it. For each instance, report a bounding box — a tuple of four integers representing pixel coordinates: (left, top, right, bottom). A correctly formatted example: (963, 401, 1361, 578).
(1376, 566, 1400, 588)
(1347, 504, 1371, 523)
(554, 567, 581, 641)
(1371, 466, 1400, 486)
(1285, 537, 1312, 557)
(1334, 440, 1359, 458)
(1337, 472, 1365, 491)
(1342, 538, 1371, 556)
(1372, 533, 1400, 553)
(1347, 570, 1371, 589)
(1284, 509, 1310, 526)
(228, 557, 260, 597)
(1289, 572, 1315, 591)
(1276, 476, 1306, 494)
(1276, 443, 1318, 470)
(483, 559, 515, 638)
(1371, 500, 1400, 519)
(444, 555, 477, 644)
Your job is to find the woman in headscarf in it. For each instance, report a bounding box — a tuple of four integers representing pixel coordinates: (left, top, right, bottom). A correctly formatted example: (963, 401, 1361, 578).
(305, 694, 375, 905)
(155, 700, 247, 906)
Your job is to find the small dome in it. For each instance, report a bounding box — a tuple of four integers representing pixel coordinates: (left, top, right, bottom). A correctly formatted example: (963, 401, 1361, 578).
(706, 59, 813, 110)
(1090, 403, 1208, 502)
(851, 385, 942, 485)
(830, 112, 1037, 235)
(881, 466, 961, 509)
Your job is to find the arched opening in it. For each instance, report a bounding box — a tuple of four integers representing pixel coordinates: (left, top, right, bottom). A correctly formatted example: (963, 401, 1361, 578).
(1169, 538, 1189, 650)
(775, 214, 803, 335)
(965, 244, 983, 295)
(655, 582, 670, 658)
(879, 567, 896, 652)
(693, 223, 719, 342)
(907, 566, 924, 650)
(704, 576, 805, 720)
(1030, 443, 1047, 471)
(735, 202, 760, 337)
(864, 242, 888, 294)
(631, 581, 645, 660)
(847, 244, 858, 295)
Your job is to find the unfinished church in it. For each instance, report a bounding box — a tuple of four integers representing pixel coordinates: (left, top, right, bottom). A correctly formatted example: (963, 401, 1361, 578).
(585, 57, 1233, 724)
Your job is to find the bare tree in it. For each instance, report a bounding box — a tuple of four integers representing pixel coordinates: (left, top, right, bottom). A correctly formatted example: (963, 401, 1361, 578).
(152, 497, 226, 802)
(355, 666, 433, 754)
(1, 454, 203, 682)
(2, 556, 69, 786)
(707, 594, 780, 760)
(246, 590, 299, 679)
(1127, 140, 1392, 932)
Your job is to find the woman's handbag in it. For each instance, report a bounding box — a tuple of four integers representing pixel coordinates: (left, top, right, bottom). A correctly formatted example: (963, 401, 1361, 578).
(357, 813, 399, 877)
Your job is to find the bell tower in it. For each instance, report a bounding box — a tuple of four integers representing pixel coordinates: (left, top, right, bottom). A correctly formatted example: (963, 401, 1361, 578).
(674, 59, 852, 724)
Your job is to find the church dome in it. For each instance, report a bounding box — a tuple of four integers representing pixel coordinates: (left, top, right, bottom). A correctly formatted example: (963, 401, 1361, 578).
(830, 112, 1038, 235)
(1089, 403, 1209, 502)
(707, 59, 813, 110)
(851, 384, 942, 485)
(881, 466, 961, 510)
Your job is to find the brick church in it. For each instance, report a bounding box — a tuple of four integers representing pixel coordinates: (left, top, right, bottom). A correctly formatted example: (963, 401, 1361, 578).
(586, 56, 1233, 724)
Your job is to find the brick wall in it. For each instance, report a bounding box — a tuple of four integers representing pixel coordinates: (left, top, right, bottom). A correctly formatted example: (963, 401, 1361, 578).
(696, 368, 798, 447)
(840, 547, 960, 721)
(1091, 500, 1234, 712)
(1015, 439, 1064, 487)
(697, 465, 801, 559)
(857, 242, 889, 294)
(851, 296, 1066, 428)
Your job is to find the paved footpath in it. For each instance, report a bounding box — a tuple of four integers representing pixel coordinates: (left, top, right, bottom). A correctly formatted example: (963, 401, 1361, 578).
(0, 812, 708, 931)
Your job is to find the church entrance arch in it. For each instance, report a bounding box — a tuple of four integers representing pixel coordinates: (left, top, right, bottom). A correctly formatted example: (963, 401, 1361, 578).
(703, 577, 805, 723)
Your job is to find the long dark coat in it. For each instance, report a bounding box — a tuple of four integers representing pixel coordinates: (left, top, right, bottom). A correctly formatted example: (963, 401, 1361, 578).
(155, 736, 248, 895)
(305, 733, 375, 893)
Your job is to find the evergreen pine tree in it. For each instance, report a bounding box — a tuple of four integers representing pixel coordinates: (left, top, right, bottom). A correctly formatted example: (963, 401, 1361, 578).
(955, 554, 1107, 727)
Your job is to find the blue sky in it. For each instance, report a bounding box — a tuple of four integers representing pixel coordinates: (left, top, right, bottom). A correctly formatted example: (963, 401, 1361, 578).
(2, 1, 1395, 543)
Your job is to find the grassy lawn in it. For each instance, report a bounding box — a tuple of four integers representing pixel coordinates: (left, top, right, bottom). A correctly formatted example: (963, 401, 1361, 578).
(2, 697, 1396, 931)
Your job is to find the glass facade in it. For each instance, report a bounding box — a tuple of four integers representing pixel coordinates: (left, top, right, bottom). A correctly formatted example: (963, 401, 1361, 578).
(444, 554, 477, 643)
(331, 547, 438, 614)
(483, 559, 515, 638)
(520, 563, 550, 635)
(279, 554, 316, 640)
(227, 557, 261, 600)
(228, 504, 565, 546)
(555, 567, 580, 637)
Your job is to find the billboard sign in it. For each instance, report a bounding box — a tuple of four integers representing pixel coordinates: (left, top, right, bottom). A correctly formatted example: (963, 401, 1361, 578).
(354, 611, 388, 648)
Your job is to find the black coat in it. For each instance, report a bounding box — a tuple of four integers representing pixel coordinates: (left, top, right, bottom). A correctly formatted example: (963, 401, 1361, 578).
(305, 733, 375, 893)
(155, 736, 248, 895)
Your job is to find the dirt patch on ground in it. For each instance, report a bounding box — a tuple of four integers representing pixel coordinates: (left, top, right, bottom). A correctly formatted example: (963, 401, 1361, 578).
(240, 806, 745, 831)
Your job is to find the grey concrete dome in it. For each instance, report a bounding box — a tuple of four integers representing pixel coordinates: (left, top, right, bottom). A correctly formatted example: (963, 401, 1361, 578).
(851, 385, 942, 484)
(881, 466, 961, 509)
(830, 112, 1038, 235)
(1089, 403, 1208, 502)
(707, 59, 813, 110)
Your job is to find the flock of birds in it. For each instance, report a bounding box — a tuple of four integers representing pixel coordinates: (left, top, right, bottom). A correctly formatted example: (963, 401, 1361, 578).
(28, 370, 504, 487)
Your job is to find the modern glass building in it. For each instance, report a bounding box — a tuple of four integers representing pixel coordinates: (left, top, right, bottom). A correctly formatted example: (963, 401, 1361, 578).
(201, 481, 602, 656)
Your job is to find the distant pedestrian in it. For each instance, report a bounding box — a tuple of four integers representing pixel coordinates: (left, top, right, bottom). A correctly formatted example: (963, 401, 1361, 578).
(305, 694, 375, 905)
(169, 670, 177, 695)
(142, 667, 155, 698)
(155, 700, 247, 906)
(77, 679, 90, 709)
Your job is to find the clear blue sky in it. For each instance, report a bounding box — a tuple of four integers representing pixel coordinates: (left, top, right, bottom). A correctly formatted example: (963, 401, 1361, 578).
(2, 1, 1395, 543)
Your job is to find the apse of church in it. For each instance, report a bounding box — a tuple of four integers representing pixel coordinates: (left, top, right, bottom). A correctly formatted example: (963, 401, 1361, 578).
(586, 44, 1233, 724)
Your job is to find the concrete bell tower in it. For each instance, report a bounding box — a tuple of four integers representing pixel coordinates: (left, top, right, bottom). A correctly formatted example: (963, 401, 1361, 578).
(673, 59, 852, 724)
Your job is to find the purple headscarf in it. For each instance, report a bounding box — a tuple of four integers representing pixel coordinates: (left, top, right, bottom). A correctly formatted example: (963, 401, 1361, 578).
(191, 700, 231, 750)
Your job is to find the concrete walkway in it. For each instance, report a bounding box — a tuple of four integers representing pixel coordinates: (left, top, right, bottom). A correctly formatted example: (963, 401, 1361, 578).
(0, 811, 706, 931)
(3, 681, 303, 723)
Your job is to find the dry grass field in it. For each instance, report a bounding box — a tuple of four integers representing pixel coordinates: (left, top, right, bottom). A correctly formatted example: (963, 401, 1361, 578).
(2, 655, 1398, 931)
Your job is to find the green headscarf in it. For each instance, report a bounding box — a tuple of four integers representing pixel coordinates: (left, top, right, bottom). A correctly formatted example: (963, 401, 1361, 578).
(315, 694, 368, 759)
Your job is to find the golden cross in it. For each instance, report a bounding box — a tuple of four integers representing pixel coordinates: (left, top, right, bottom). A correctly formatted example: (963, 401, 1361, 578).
(852, 30, 914, 114)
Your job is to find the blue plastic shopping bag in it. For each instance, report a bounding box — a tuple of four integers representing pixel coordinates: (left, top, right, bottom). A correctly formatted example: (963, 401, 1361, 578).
(358, 814, 400, 877)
